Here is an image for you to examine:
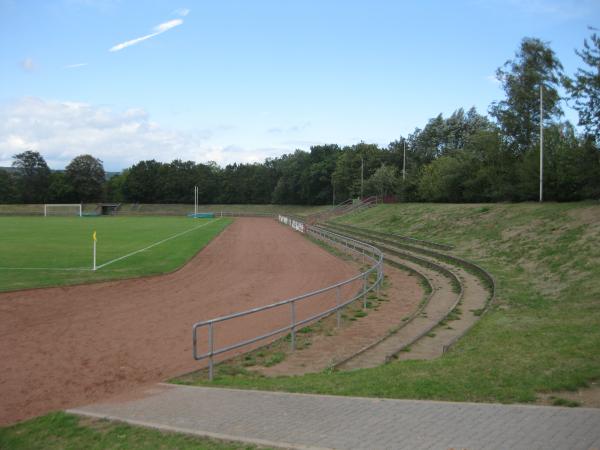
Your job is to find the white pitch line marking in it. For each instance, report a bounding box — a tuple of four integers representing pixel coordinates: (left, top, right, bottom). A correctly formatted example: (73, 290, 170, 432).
(96, 218, 220, 270)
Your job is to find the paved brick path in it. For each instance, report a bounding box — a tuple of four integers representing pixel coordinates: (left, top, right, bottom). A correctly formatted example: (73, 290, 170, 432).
(69, 384, 600, 450)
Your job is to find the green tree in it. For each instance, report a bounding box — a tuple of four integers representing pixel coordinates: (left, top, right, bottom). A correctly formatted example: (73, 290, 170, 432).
(195, 162, 221, 204)
(407, 108, 491, 166)
(65, 154, 106, 202)
(461, 128, 518, 201)
(0, 170, 20, 203)
(122, 160, 164, 203)
(105, 172, 127, 202)
(417, 154, 477, 202)
(365, 164, 399, 198)
(490, 37, 564, 153)
(161, 160, 198, 203)
(11, 150, 51, 203)
(331, 143, 382, 201)
(47, 172, 74, 202)
(567, 29, 600, 141)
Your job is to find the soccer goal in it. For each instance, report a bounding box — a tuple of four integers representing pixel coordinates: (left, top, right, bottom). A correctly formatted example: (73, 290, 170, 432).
(44, 204, 83, 217)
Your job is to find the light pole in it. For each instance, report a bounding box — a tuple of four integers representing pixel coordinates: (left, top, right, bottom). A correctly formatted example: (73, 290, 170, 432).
(539, 84, 544, 203)
(360, 155, 364, 199)
(332, 177, 335, 206)
(403, 140, 406, 181)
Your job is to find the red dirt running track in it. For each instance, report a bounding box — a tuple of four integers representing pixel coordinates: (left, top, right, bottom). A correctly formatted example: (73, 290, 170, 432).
(0, 218, 358, 425)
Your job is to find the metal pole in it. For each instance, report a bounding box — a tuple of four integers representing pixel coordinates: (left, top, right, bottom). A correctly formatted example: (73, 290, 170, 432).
(336, 286, 341, 328)
(290, 301, 296, 351)
(403, 140, 406, 181)
(539, 84, 543, 203)
(360, 155, 364, 200)
(208, 322, 214, 381)
(363, 273, 368, 308)
(192, 326, 197, 361)
(332, 179, 335, 207)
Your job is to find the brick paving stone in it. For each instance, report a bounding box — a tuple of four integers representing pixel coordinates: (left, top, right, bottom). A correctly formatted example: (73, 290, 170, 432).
(69, 383, 600, 450)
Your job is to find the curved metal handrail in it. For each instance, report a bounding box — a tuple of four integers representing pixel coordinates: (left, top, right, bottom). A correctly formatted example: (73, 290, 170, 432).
(192, 217, 384, 380)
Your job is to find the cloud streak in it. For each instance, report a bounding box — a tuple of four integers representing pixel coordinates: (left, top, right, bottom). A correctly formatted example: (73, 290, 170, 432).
(65, 63, 88, 69)
(174, 8, 190, 17)
(109, 18, 183, 52)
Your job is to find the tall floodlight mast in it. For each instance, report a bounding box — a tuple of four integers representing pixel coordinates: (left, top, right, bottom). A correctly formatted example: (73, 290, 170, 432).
(360, 155, 364, 199)
(403, 140, 406, 181)
(539, 84, 544, 203)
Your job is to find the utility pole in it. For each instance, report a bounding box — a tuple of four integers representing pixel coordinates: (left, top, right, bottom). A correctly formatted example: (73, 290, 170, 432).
(539, 84, 543, 203)
(332, 177, 335, 206)
(403, 140, 406, 181)
(360, 155, 364, 199)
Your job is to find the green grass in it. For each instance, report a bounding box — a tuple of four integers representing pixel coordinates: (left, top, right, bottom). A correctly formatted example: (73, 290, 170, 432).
(0, 412, 266, 450)
(173, 201, 600, 404)
(0, 216, 231, 291)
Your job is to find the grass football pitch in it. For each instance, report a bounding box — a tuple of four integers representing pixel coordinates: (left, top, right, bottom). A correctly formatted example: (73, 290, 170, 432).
(0, 216, 232, 292)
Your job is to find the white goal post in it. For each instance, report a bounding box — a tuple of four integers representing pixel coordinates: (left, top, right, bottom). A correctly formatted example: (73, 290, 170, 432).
(44, 204, 83, 217)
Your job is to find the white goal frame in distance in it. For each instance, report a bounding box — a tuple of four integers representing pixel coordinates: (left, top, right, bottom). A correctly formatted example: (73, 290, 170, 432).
(44, 204, 83, 217)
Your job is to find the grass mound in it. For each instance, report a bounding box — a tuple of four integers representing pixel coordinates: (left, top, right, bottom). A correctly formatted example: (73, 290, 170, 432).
(175, 201, 600, 404)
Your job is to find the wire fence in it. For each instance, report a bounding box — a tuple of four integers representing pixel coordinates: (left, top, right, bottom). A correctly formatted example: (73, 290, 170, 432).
(192, 216, 384, 380)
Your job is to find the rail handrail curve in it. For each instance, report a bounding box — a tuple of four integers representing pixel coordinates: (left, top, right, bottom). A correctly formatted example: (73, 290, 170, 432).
(192, 217, 384, 380)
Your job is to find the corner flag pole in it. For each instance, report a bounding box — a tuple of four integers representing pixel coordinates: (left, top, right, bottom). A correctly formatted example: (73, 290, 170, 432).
(92, 231, 97, 271)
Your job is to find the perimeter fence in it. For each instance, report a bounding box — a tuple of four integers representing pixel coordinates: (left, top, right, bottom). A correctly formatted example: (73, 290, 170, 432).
(192, 216, 384, 380)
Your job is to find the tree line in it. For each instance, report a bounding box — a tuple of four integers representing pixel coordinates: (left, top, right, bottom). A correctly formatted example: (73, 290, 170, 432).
(1, 33, 599, 205)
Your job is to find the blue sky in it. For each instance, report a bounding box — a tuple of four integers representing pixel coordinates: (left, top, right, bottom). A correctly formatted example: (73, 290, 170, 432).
(1, 0, 598, 171)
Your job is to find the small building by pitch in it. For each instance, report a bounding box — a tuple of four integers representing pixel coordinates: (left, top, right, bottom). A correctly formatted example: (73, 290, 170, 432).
(96, 203, 121, 215)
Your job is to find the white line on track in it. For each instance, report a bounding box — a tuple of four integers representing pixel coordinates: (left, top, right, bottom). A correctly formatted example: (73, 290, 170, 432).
(96, 218, 220, 270)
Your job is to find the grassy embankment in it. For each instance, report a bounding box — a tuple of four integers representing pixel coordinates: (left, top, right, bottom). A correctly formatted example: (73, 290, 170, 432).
(0, 412, 266, 450)
(174, 202, 600, 405)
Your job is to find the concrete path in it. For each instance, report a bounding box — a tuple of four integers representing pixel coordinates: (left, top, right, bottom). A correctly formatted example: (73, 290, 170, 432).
(69, 384, 600, 450)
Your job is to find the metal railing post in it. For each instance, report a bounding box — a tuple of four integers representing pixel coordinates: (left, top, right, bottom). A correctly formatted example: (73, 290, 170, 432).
(208, 322, 214, 381)
(376, 265, 381, 298)
(336, 286, 341, 328)
(290, 300, 296, 351)
(363, 273, 368, 308)
(191, 224, 385, 370)
(193, 326, 197, 360)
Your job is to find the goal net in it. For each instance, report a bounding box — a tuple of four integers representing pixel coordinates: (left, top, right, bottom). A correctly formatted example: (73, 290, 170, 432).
(44, 204, 82, 217)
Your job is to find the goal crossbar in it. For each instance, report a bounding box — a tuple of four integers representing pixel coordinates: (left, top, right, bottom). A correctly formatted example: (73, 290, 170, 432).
(44, 204, 82, 217)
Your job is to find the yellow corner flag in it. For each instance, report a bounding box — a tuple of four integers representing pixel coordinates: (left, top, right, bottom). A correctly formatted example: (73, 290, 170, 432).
(93, 231, 97, 241)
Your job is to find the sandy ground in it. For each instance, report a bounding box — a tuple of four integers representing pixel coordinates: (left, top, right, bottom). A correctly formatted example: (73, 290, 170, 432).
(0, 218, 357, 425)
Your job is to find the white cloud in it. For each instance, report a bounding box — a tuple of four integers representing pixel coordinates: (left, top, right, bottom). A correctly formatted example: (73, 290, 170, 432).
(154, 18, 183, 33)
(109, 18, 183, 52)
(0, 97, 281, 170)
(64, 63, 88, 69)
(174, 7, 190, 17)
(19, 57, 36, 72)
